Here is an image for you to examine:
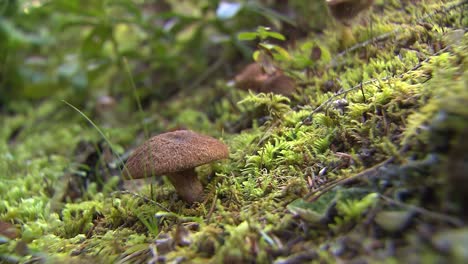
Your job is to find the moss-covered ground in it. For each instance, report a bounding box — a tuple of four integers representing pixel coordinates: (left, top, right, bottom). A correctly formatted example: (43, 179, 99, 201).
(1, 0, 468, 263)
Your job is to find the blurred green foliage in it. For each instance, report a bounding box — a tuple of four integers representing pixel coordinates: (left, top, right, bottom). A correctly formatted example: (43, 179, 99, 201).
(0, 0, 329, 109)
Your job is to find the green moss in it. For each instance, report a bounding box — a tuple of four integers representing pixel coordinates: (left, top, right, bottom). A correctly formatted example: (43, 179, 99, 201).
(59, 201, 103, 238)
(330, 192, 379, 231)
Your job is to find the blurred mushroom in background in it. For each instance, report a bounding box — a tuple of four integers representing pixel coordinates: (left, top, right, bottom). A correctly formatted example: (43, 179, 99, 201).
(326, 0, 375, 48)
(95, 95, 118, 127)
(234, 62, 296, 97)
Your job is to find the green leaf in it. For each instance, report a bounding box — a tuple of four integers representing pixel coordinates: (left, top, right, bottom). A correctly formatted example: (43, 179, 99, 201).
(252, 50, 261, 61)
(265, 31, 285, 41)
(271, 45, 290, 60)
(258, 43, 290, 61)
(258, 43, 274, 50)
(287, 190, 338, 224)
(81, 25, 112, 59)
(237, 32, 258, 41)
(0, 18, 50, 45)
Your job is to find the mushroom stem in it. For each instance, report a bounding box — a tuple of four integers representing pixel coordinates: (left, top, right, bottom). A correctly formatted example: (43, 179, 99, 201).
(167, 169, 204, 203)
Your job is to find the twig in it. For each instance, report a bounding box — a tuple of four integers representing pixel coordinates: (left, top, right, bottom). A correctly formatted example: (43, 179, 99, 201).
(302, 77, 379, 122)
(205, 190, 218, 223)
(335, 30, 396, 59)
(112, 190, 171, 212)
(300, 45, 451, 127)
(304, 157, 395, 202)
(116, 248, 150, 264)
(147, 243, 159, 264)
(380, 194, 464, 227)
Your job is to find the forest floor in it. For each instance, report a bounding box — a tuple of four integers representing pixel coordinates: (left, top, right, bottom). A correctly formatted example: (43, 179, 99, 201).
(1, 0, 468, 263)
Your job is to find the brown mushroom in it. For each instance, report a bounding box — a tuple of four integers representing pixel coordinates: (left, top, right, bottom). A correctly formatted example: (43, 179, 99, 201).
(234, 63, 269, 93)
(234, 62, 296, 96)
(95, 95, 118, 126)
(0, 221, 19, 239)
(326, 0, 374, 26)
(96, 95, 116, 113)
(123, 130, 229, 203)
(326, 0, 374, 48)
(260, 73, 296, 97)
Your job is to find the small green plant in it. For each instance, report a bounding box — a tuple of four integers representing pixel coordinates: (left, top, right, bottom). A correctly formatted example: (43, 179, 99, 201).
(136, 213, 159, 237)
(238, 26, 290, 65)
(330, 192, 379, 231)
(237, 26, 286, 43)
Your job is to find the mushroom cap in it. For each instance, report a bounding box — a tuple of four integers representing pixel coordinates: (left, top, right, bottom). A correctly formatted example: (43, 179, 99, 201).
(327, 0, 374, 24)
(123, 130, 229, 179)
(234, 63, 269, 93)
(260, 73, 296, 96)
(234, 63, 296, 96)
(0, 221, 19, 239)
